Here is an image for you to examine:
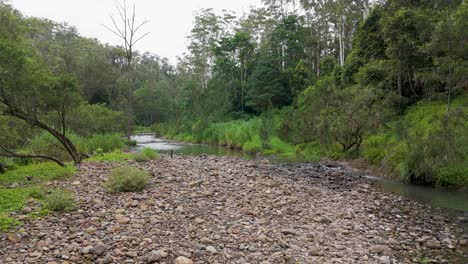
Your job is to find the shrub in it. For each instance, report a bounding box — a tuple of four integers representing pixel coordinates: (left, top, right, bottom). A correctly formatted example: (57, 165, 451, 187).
(28, 186, 46, 199)
(84, 134, 125, 153)
(124, 139, 137, 147)
(133, 148, 160, 162)
(105, 166, 150, 193)
(87, 151, 133, 163)
(434, 165, 468, 188)
(45, 189, 77, 212)
(263, 136, 295, 157)
(141, 148, 159, 159)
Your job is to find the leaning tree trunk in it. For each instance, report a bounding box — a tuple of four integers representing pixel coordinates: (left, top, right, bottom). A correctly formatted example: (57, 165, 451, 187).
(4, 107, 83, 165)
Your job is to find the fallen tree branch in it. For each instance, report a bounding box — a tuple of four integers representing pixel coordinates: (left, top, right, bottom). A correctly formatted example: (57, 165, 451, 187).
(0, 145, 65, 167)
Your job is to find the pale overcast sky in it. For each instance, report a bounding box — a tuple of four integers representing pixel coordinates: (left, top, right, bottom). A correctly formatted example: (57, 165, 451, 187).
(9, 0, 262, 62)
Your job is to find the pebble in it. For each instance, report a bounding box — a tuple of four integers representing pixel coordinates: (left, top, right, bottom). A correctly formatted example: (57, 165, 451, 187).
(174, 256, 193, 264)
(91, 243, 107, 256)
(0, 156, 464, 263)
(147, 249, 168, 263)
(369, 245, 391, 254)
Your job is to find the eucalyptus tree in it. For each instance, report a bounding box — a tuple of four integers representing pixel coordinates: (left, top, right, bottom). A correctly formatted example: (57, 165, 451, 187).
(188, 8, 234, 90)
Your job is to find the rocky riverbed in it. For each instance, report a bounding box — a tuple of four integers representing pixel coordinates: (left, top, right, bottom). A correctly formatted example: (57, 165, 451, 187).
(0, 155, 467, 263)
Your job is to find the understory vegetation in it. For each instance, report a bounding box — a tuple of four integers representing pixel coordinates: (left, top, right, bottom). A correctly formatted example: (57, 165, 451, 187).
(105, 166, 151, 193)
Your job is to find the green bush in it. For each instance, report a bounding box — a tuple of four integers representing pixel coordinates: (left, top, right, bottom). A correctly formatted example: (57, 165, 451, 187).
(45, 189, 77, 212)
(124, 139, 137, 147)
(87, 151, 133, 163)
(28, 186, 46, 199)
(133, 148, 160, 162)
(434, 165, 468, 188)
(141, 148, 159, 159)
(105, 166, 150, 193)
(263, 136, 295, 157)
(84, 134, 125, 153)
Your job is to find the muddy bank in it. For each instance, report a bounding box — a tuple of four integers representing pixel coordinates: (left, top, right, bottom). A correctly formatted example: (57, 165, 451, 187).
(0, 155, 466, 263)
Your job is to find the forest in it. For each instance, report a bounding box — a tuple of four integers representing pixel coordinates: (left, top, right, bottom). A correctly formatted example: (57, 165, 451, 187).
(0, 0, 468, 262)
(2, 0, 466, 188)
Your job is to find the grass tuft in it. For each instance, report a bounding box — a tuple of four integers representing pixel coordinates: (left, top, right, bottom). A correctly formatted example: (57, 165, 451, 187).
(105, 166, 150, 193)
(45, 189, 77, 212)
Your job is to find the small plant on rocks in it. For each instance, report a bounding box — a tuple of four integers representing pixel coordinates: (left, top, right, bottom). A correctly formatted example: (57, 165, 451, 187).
(133, 148, 159, 162)
(105, 166, 150, 193)
(45, 189, 77, 212)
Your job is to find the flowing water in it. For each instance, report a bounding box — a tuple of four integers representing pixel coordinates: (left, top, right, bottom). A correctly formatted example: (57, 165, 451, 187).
(131, 134, 468, 216)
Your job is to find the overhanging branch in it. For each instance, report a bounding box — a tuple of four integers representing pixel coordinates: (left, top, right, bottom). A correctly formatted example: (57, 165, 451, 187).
(0, 145, 65, 167)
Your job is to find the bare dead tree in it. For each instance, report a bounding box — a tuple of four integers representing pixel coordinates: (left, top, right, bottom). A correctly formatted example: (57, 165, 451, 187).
(104, 0, 149, 138)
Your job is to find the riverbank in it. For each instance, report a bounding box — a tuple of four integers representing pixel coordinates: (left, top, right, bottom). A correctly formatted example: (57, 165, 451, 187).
(1, 155, 466, 263)
(153, 95, 468, 189)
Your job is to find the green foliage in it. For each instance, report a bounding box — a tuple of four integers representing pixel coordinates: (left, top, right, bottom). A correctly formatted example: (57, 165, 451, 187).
(133, 148, 159, 162)
(361, 96, 468, 188)
(84, 134, 126, 154)
(0, 216, 21, 231)
(27, 132, 85, 162)
(26, 132, 126, 161)
(0, 162, 75, 184)
(105, 166, 150, 193)
(86, 151, 133, 163)
(434, 165, 468, 188)
(0, 187, 32, 213)
(45, 189, 77, 212)
(68, 104, 126, 136)
(263, 136, 295, 157)
(0, 186, 38, 231)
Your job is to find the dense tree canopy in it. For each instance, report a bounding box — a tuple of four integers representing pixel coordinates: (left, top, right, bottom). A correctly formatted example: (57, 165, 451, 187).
(0, 0, 466, 185)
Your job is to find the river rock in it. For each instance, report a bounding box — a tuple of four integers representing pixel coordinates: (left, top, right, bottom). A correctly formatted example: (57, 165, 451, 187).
(426, 240, 442, 249)
(369, 245, 391, 254)
(147, 249, 168, 263)
(281, 229, 299, 236)
(380, 256, 391, 264)
(200, 237, 214, 245)
(206, 246, 217, 254)
(91, 243, 107, 256)
(175, 256, 193, 264)
(0, 155, 465, 263)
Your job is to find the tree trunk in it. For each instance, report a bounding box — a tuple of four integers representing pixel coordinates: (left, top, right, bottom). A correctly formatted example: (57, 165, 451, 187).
(4, 107, 82, 165)
(363, 0, 370, 20)
(126, 93, 134, 139)
(0, 163, 5, 174)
